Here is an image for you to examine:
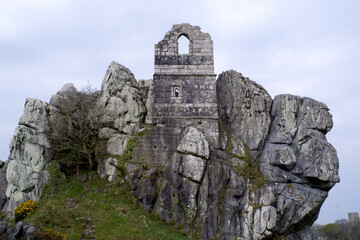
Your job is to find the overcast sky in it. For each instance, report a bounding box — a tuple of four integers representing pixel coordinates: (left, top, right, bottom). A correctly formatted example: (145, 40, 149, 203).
(0, 0, 359, 225)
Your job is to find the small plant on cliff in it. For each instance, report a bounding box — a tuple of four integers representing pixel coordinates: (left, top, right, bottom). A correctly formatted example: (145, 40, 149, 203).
(13, 199, 39, 222)
(232, 146, 267, 191)
(35, 228, 67, 240)
(111, 129, 147, 177)
(0, 210, 10, 223)
(219, 120, 267, 191)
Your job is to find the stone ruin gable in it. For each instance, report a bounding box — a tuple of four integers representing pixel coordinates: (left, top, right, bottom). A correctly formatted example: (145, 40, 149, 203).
(133, 24, 219, 166)
(154, 24, 218, 145)
(154, 23, 215, 74)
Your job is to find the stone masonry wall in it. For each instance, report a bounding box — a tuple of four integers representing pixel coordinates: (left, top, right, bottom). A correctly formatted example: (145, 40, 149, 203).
(154, 24, 218, 146)
(133, 23, 218, 166)
(154, 23, 214, 75)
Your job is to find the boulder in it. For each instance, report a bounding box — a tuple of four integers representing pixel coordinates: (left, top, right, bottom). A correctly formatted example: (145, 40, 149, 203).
(3, 221, 23, 239)
(22, 223, 37, 239)
(177, 126, 210, 159)
(0, 161, 8, 210)
(107, 134, 129, 156)
(260, 94, 340, 190)
(131, 168, 159, 211)
(95, 61, 146, 132)
(4, 98, 51, 213)
(0, 222, 37, 240)
(291, 97, 339, 188)
(98, 127, 119, 140)
(256, 93, 339, 238)
(98, 134, 130, 182)
(100, 158, 118, 182)
(49, 83, 78, 109)
(217, 70, 272, 156)
(0, 220, 7, 235)
(179, 155, 206, 183)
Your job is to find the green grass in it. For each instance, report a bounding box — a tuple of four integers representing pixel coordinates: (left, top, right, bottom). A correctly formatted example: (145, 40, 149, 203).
(24, 175, 189, 240)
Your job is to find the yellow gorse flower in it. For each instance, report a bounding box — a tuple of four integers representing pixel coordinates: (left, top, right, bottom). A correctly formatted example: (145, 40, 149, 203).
(37, 228, 66, 240)
(13, 199, 39, 221)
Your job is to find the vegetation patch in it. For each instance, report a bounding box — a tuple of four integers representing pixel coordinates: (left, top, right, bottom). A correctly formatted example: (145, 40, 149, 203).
(112, 129, 148, 177)
(234, 149, 267, 191)
(0, 210, 10, 223)
(41, 163, 67, 199)
(218, 120, 234, 154)
(23, 175, 189, 240)
(219, 120, 267, 197)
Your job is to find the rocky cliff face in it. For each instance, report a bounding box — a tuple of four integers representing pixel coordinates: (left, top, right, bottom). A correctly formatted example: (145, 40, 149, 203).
(2, 98, 52, 214)
(130, 67, 339, 239)
(0, 62, 339, 239)
(0, 160, 7, 210)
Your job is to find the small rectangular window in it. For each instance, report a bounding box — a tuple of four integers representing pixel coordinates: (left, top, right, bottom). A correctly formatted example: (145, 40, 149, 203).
(171, 85, 182, 98)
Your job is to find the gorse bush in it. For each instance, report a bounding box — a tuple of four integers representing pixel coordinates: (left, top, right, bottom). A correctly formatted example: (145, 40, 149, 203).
(13, 199, 39, 222)
(35, 228, 67, 240)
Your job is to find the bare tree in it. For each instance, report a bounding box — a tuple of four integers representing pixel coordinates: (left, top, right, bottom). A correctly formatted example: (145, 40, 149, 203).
(49, 83, 103, 175)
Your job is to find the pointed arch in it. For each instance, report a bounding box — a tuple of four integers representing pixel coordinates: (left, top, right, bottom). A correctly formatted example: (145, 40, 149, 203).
(177, 34, 190, 54)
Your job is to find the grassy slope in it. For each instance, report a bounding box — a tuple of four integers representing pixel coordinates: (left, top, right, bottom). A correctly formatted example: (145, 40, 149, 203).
(24, 175, 189, 240)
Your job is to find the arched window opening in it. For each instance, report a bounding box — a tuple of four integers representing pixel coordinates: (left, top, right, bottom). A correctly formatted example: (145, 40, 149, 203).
(178, 35, 190, 54)
(172, 85, 181, 98)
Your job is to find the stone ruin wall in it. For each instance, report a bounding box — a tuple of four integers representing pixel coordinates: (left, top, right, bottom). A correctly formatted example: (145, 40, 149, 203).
(133, 24, 218, 164)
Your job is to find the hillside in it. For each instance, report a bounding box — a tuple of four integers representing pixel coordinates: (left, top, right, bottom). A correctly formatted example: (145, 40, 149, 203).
(24, 174, 190, 240)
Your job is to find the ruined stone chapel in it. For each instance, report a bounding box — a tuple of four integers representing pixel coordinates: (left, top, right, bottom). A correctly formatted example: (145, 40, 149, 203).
(134, 24, 219, 162)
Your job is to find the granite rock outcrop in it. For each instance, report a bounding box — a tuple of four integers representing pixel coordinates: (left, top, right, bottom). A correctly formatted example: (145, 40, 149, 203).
(0, 160, 7, 210)
(0, 23, 340, 240)
(3, 98, 51, 213)
(94, 61, 145, 134)
(129, 69, 339, 239)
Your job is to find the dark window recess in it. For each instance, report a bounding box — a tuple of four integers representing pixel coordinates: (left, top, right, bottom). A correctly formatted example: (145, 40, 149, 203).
(172, 85, 181, 98)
